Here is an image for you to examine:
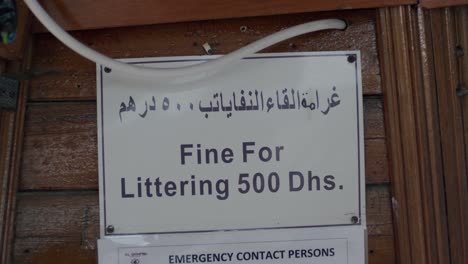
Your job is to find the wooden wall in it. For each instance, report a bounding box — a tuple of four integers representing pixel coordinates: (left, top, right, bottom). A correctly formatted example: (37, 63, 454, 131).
(13, 9, 394, 263)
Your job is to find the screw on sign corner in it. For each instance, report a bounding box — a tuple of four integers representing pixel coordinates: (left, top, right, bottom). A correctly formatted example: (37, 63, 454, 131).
(455, 46, 464, 57)
(104, 67, 112, 73)
(347, 54, 356, 63)
(351, 216, 359, 224)
(106, 225, 115, 234)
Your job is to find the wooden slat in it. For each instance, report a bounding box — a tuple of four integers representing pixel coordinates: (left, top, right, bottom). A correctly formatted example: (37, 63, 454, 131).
(458, 11, 468, 259)
(0, 47, 33, 263)
(421, 0, 468, 9)
(377, 6, 451, 264)
(32, 0, 415, 32)
(19, 98, 388, 191)
(0, 110, 15, 263)
(13, 185, 394, 263)
(430, 8, 468, 263)
(378, 6, 424, 263)
(457, 7, 468, 202)
(29, 10, 382, 101)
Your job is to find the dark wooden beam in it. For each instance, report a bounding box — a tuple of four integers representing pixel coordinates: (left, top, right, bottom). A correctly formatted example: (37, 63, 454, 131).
(421, 0, 468, 9)
(32, 0, 415, 32)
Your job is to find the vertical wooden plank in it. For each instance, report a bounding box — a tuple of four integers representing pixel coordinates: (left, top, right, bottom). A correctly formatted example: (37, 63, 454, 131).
(0, 2, 32, 261)
(430, 7, 468, 263)
(0, 87, 14, 257)
(0, 6, 33, 255)
(389, 8, 427, 262)
(376, 8, 412, 263)
(377, 6, 451, 264)
(0, 53, 32, 264)
(456, 6, 468, 177)
(0, 59, 10, 242)
(414, 8, 452, 264)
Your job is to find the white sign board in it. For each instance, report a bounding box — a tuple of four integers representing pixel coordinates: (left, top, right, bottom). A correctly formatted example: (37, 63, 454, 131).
(97, 52, 366, 263)
(98, 227, 366, 263)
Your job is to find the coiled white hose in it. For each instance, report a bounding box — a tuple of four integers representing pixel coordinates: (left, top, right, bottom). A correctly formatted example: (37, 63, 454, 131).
(24, 0, 346, 80)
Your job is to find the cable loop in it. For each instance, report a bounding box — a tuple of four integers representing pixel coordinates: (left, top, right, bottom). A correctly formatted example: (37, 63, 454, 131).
(24, 0, 346, 82)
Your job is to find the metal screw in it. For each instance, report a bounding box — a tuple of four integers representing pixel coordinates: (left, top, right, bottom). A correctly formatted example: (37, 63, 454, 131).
(456, 84, 468, 97)
(104, 67, 112, 73)
(351, 216, 359, 224)
(455, 46, 464, 57)
(240, 26, 248, 32)
(106, 225, 115, 233)
(347, 54, 356, 63)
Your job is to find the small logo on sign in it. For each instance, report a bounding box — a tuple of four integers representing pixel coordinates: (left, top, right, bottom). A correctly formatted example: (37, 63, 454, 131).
(130, 259, 140, 264)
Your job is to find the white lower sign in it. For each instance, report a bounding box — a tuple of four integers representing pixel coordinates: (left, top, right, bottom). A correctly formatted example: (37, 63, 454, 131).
(97, 52, 366, 263)
(98, 227, 366, 263)
(122, 239, 346, 264)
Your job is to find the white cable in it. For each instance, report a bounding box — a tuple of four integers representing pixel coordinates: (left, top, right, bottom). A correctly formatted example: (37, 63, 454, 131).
(24, 0, 346, 80)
